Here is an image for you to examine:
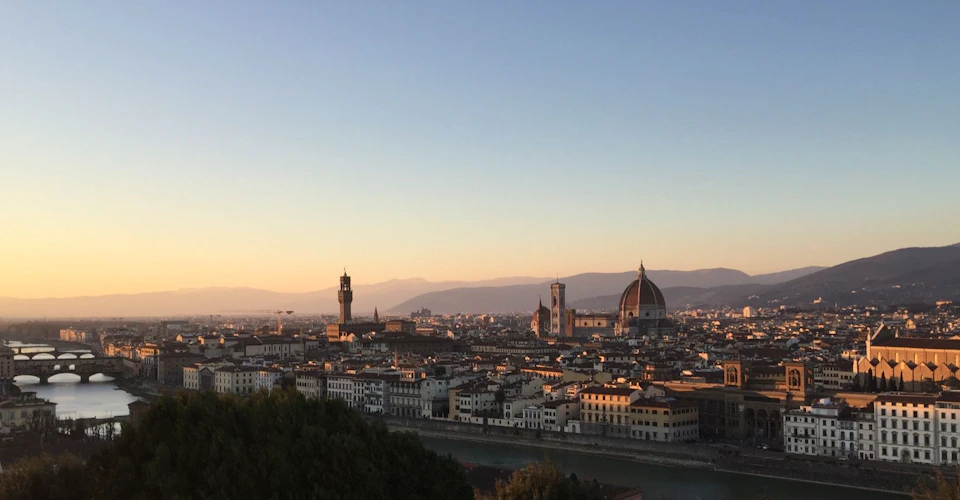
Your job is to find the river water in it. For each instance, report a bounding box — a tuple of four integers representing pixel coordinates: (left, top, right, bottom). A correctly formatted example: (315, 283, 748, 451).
(419, 436, 906, 500)
(8, 341, 140, 419)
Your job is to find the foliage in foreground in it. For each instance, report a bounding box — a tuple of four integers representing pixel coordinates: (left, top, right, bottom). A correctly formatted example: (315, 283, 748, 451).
(0, 390, 473, 500)
(478, 462, 605, 500)
(913, 469, 960, 500)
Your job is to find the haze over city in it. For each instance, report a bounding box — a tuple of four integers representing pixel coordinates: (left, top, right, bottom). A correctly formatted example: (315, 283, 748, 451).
(2, 2, 958, 299)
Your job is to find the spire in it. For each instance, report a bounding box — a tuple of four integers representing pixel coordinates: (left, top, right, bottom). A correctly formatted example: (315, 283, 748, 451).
(373, 307, 379, 323)
(639, 261, 646, 278)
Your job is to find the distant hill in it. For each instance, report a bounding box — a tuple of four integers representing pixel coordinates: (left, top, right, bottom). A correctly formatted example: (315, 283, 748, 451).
(388, 267, 824, 314)
(569, 245, 960, 311)
(743, 245, 960, 307)
(0, 276, 549, 319)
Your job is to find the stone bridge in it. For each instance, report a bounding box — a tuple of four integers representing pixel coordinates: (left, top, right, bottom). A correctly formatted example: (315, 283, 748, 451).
(14, 356, 127, 384)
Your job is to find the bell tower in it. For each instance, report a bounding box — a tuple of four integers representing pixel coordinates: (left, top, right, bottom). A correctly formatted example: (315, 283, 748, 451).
(338, 270, 353, 324)
(550, 280, 565, 336)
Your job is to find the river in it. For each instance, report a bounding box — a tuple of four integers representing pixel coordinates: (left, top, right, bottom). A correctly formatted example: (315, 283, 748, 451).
(419, 436, 906, 500)
(8, 340, 140, 419)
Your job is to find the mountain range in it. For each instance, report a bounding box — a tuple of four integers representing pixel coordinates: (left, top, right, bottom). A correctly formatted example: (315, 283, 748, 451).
(1, 243, 957, 318)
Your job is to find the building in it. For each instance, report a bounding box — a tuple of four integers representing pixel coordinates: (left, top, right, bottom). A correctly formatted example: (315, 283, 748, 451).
(542, 399, 580, 432)
(629, 397, 699, 442)
(257, 367, 284, 391)
(784, 398, 858, 459)
(338, 271, 353, 323)
(157, 352, 203, 386)
(295, 371, 326, 400)
(531, 299, 550, 338)
(857, 322, 960, 391)
(326, 272, 391, 342)
(743, 307, 755, 318)
(327, 374, 365, 411)
(579, 386, 641, 437)
(535, 264, 672, 339)
(550, 281, 566, 336)
(666, 359, 813, 440)
(875, 393, 938, 465)
(617, 264, 670, 337)
(0, 348, 14, 380)
(0, 392, 56, 430)
(60, 329, 93, 343)
(214, 366, 259, 395)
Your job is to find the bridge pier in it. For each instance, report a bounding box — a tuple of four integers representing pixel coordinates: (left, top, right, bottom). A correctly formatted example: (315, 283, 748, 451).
(38, 374, 50, 385)
(79, 373, 91, 383)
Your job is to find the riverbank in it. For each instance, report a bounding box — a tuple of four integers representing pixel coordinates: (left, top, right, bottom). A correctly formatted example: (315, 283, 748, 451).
(376, 416, 924, 496)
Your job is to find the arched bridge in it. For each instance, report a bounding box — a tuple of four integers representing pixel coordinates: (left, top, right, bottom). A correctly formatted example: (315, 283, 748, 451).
(14, 356, 127, 384)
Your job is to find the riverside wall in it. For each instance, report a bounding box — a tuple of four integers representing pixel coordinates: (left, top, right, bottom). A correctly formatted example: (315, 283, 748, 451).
(375, 416, 941, 495)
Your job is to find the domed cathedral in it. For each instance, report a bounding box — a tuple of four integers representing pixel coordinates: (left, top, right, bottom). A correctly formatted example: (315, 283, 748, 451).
(530, 263, 674, 339)
(530, 298, 551, 338)
(616, 263, 673, 337)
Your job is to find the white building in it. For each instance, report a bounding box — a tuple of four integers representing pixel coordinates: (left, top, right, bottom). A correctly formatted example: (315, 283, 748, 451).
(784, 398, 857, 458)
(257, 367, 285, 391)
(876, 393, 937, 465)
(327, 374, 364, 411)
(214, 366, 259, 395)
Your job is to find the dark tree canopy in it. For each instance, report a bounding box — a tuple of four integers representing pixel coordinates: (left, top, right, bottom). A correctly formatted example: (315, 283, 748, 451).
(1, 390, 473, 500)
(0, 453, 92, 500)
(484, 462, 605, 500)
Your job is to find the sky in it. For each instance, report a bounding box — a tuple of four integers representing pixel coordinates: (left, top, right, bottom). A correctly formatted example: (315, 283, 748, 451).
(1, 1, 958, 298)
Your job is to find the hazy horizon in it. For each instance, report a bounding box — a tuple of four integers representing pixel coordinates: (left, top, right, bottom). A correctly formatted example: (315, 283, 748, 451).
(3, 2, 958, 298)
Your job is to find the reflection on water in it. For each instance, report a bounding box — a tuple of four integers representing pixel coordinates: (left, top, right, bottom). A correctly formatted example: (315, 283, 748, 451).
(15, 376, 139, 419)
(7, 340, 140, 419)
(419, 436, 905, 500)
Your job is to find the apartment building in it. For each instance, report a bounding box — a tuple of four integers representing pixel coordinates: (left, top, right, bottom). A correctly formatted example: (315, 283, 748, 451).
(629, 397, 699, 442)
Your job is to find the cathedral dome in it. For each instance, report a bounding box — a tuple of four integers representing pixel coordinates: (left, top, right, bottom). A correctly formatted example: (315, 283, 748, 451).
(618, 264, 665, 314)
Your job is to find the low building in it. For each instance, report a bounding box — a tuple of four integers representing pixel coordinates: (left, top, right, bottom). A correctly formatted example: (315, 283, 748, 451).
(214, 366, 259, 395)
(784, 398, 858, 459)
(295, 371, 326, 400)
(0, 392, 56, 430)
(579, 386, 641, 437)
(629, 397, 699, 442)
(257, 367, 285, 391)
(542, 399, 579, 432)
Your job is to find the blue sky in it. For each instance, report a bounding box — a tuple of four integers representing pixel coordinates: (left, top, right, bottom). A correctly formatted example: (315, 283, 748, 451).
(1, 1, 958, 297)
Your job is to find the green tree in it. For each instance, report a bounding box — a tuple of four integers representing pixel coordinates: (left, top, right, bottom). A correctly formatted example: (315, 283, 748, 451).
(869, 369, 878, 392)
(486, 462, 604, 500)
(3, 391, 473, 500)
(0, 453, 92, 500)
(880, 373, 888, 392)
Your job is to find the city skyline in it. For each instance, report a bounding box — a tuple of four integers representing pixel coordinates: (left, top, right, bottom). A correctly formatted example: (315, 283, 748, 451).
(3, 1, 959, 298)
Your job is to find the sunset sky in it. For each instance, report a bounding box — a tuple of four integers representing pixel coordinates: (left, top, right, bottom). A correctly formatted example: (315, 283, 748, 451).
(2, 2, 958, 298)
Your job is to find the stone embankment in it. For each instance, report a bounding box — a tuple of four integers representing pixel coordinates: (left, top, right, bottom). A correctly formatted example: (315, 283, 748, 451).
(375, 416, 942, 495)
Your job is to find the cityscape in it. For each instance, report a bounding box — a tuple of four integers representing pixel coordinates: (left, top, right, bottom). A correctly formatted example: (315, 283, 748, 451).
(3, 244, 960, 498)
(2, 1, 959, 499)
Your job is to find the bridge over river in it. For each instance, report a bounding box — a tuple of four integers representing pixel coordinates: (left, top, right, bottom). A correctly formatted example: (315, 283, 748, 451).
(13, 351, 128, 384)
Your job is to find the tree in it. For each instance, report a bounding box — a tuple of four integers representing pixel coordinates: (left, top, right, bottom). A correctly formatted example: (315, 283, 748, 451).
(485, 462, 604, 500)
(4, 391, 474, 500)
(912, 468, 960, 500)
(852, 374, 862, 392)
(0, 453, 92, 500)
(869, 369, 878, 392)
(880, 373, 888, 392)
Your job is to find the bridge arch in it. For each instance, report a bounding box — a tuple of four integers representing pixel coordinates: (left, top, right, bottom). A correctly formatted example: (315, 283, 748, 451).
(57, 353, 78, 360)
